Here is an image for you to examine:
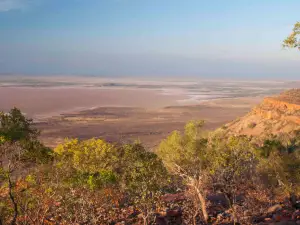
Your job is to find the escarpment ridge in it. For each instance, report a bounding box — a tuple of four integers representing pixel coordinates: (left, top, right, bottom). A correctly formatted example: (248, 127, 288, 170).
(225, 89, 300, 136)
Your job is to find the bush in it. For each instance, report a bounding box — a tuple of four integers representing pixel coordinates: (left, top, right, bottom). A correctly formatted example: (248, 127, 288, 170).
(51, 138, 170, 224)
(208, 136, 259, 223)
(257, 134, 300, 196)
(248, 122, 257, 128)
(1, 116, 299, 225)
(157, 120, 211, 223)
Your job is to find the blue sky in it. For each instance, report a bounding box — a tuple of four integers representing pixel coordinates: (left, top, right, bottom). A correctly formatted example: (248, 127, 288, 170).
(0, 0, 299, 78)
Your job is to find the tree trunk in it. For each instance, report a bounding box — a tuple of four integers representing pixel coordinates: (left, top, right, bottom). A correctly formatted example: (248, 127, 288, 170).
(224, 193, 237, 225)
(194, 186, 209, 224)
(193, 212, 198, 225)
(8, 174, 18, 225)
(143, 217, 148, 225)
(143, 214, 148, 225)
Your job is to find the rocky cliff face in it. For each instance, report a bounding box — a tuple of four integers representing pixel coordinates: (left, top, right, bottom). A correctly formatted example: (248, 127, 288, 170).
(225, 89, 300, 136)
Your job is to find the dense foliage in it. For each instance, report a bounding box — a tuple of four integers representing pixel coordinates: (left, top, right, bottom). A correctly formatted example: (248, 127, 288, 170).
(0, 108, 52, 163)
(0, 109, 299, 225)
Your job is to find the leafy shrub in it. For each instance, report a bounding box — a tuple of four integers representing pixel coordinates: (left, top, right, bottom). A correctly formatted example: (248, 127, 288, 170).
(257, 134, 300, 195)
(50, 138, 170, 224)
(157, 120, 210, 223)
(208, 135, 259, 223)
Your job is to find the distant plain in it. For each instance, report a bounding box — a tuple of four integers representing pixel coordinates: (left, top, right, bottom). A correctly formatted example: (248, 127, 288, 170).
(1, 76, 299, 149)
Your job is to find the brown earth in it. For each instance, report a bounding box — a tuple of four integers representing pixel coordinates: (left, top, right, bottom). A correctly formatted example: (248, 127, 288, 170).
(36, 97, 261, 150)
(0, 87, 183, 119)
(226, 89, 300, 136)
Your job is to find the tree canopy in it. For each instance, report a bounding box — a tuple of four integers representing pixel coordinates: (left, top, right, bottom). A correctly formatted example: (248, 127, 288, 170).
(0, 108, 39, 142)
(283, 22, 300, 50)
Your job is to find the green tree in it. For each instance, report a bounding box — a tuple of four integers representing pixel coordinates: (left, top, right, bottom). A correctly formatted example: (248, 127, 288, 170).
(0, 108, 39, 142)
(0, 109, 52, 224)
(53, 138, 119, 188)
(0, 108, 51, 163)
(0, 142, 25, 225)
(121, 143, 169, 225)
(157, 120, 210, 224)
(208, 135, 259, 224)
(257, 135, 300, 196)
(53, 138, 169, 224)
(283, 22, 300, 50)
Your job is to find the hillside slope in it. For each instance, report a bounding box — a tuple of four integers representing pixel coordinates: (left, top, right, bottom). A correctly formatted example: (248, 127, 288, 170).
(225, 89, 300, 136)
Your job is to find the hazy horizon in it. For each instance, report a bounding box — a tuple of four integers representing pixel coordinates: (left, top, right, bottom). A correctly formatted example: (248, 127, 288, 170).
(0, 74, 300, 81)
(1, 0, 300, 79)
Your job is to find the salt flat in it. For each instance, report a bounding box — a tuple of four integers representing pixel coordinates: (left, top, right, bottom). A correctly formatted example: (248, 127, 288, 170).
(0, 86, 181, 119)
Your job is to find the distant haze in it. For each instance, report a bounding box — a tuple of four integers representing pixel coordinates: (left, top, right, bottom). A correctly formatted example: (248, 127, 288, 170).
(0, 0, 300, 78)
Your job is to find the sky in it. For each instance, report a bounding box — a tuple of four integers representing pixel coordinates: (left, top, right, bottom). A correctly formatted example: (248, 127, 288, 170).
(0, 0, 299, 79)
